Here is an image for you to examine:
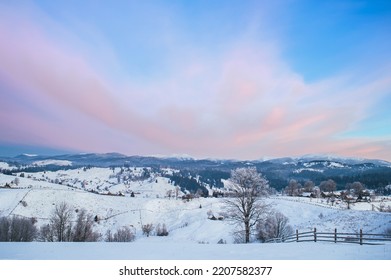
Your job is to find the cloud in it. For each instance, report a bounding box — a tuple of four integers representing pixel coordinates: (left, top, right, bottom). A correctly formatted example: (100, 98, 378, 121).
(0, 2, 390, 161)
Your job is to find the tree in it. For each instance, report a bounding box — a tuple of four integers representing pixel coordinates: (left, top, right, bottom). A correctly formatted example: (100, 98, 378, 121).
(14, 177, 20, 186)
(256, 211, 293, 242)
(303, 180, 315, 192)
(351, 181, 364, 196)
(72, 209, 100, 242)
(285, 179, 298, 196)
(0, 216, 37, 241)
(166, 190, 173, 199)
(40, 205, 100, 242)
(224, 167, 270, 243)
(319, 179, 336, 193)
(47, 202, 73, 242)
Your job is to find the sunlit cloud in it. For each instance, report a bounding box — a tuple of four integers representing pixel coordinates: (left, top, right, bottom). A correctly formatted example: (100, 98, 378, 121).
(0, 1, 390, 161)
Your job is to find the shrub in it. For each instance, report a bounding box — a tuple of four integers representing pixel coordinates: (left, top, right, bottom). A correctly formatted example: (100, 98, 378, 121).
(156, 223, 169, 236)
(105, 226, 135, 242)
(142, 223, 154, 237)
(256, 211, 293, 242)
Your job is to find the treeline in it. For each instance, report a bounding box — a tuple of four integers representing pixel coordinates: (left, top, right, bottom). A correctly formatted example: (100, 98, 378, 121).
(166, 172, 209, 196)
(0, 165, 78, 175)
(283, 167, 391, 193)
(164, 169, 230, 196)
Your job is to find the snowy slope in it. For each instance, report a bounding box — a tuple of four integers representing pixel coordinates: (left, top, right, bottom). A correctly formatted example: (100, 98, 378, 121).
(1, 171, 391, 260)
(0, 162, 16, 170)
(32, 160, 72, 166)
(1, 173, 390, 245)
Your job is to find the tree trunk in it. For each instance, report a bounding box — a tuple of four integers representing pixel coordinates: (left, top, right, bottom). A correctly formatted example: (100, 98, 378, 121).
(245, 221, 250, 243)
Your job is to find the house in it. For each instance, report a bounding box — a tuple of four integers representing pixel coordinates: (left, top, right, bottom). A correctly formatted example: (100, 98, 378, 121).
(356, 191, 371, 202)
(300, 192, 312, 198)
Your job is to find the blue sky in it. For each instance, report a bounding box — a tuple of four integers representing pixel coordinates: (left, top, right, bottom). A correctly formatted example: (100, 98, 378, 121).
(0, 0, 390, 160)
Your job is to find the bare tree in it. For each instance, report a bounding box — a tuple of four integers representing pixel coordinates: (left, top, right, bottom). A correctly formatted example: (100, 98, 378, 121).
(72, 209, 100, 242)
(50, 202, 73, 242)
(166, 190, 173, 199)
(39, 224, 55, 242)
(0, 217, 10, 241)
(224, 167, 270, 243)
(142, 223, 154, 237)
(0, 216, 37, 241)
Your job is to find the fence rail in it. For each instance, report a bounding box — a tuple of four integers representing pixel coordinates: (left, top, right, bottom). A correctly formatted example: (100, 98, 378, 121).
(265, 228, 391, 245)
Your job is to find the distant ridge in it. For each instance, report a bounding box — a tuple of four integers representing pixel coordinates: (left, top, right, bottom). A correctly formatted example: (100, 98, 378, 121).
(1, 152, 390, 167)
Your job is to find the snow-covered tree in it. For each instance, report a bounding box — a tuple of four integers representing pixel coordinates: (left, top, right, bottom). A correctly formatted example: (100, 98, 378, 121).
(105, 226, 135, 242)
(351, 181, 364, 196)
(256, 211, 293, 242)
(285, 179, 299, 196)
(319, 179, 336, 193)
(224, 167, 270, 243)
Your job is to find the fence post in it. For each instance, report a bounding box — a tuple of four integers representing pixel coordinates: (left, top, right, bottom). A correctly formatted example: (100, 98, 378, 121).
(314, 227, 317, 242)
(334, 228, 337, 243)
(296, 229, 299, 242)
(360, 229, 363, 245)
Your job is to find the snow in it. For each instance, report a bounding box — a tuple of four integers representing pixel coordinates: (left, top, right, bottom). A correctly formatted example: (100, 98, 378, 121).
(0, 242, 389, 260)
(293, 168, 324, 173)
(1, 171, 391, 260)
(302, 161, 345, 169)
(0, 162, 16, 170)
(32, 160, 72, 166)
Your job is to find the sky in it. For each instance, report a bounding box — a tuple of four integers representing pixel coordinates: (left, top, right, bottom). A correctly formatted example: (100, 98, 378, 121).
(0, 0, 390, 161)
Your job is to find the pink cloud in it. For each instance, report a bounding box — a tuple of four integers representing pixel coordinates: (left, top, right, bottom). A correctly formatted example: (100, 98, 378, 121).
(0, 4, 391, 161)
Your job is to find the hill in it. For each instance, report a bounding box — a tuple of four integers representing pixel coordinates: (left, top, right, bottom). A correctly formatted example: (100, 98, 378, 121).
(1, 153, 390, 192)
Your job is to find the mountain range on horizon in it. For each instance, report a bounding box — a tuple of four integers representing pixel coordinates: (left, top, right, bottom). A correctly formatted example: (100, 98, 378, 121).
(1, 151, 391, 165)
(1, 152, 390, 192)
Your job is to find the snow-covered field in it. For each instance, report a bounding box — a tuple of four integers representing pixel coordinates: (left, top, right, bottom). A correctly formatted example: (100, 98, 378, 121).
(0, 241, 389, 260)
(1, 170, 391, 260)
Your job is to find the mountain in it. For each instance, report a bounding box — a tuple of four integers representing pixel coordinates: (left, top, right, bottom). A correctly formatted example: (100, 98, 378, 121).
(1, 153, 390, 191)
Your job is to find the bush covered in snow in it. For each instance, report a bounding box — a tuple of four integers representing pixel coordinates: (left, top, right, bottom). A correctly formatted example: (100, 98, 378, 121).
(256, 211, 293, 242)
(105, 226, 135, 242)
(156, 223, 169, 236)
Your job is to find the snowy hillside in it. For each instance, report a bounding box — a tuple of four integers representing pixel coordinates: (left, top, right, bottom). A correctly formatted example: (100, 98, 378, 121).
(1, 169, 391, 260)
(1, 172, 390, 244)
(32, 159, 72, 167)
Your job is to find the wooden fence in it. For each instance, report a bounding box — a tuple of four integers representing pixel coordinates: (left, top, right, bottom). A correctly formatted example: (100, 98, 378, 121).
(265, 228, 391, 245)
